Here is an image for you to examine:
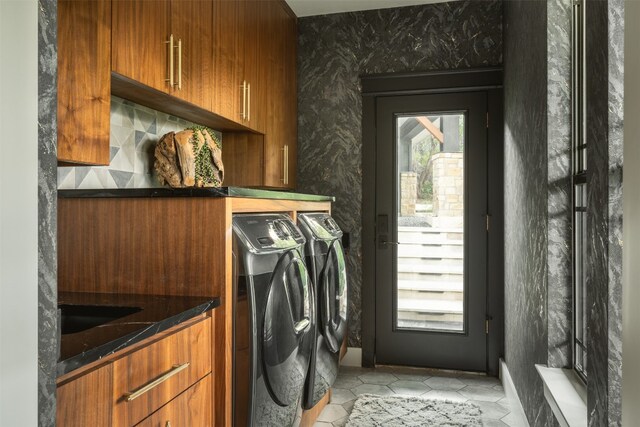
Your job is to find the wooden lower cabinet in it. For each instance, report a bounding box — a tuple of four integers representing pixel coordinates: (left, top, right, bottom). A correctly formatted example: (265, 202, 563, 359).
(136, 374, 212, 427)
(113, 317, 212, 426)
(57, 363, 113, 427)
(56, 316, 213, 427)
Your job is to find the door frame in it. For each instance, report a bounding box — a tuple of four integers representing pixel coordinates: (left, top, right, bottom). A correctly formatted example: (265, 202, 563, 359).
(361, 68, 504, 375)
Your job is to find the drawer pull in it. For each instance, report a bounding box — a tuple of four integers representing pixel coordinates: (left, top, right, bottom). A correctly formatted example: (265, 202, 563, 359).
(124, 363, 190, 402)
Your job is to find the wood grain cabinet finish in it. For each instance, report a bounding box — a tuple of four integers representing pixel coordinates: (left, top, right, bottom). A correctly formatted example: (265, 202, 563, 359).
(212, 0, 266, 133)
(112, 0, 170, 95)
(262, 1, 298, 189)
(57, 0, 111, 165)
(57, 363, 113, 427)
(112, 0, 212, 111)
(136, 374, 212, 427)
(113, 317, 212, 427)
(221, 0, 298, 189)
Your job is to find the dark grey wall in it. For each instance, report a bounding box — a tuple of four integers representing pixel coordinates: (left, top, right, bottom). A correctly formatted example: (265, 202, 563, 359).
(297, 0, 503, 346)
(503, 1, 556, 425)
(504, 0, 623, 426)
(585, 0, 624, 425)
(38, 0, 57, 425)
(546, 0, 572, 370)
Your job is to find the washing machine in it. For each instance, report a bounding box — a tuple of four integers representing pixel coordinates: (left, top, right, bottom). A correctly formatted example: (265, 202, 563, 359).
(233, 214, 315, 427)
(297, 213, 348, 409)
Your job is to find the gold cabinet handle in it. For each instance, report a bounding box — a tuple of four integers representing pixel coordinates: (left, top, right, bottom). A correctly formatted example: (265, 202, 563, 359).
(247, 82, 251, 122)
(166, 422, 171, 427)
(165, 34, 174, 88)
(241, 80, 247, 120)
(282, 145, 289, 185)
(123, 363, 190, 402)
(176, 38, 182, 90)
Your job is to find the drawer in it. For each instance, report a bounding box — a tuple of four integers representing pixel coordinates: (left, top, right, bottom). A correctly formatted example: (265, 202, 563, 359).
(136, 374, 212, 427)
(57, 363, 113, 427)
(113, 317, 212, 427)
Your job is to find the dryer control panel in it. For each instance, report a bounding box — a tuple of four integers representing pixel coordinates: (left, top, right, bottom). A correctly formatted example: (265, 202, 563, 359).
(298, 213, 343, 241)
(233, 214, 306, 254)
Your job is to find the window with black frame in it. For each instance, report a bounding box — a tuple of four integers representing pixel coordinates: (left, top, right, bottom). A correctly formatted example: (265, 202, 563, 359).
(572, 0, 587, 381)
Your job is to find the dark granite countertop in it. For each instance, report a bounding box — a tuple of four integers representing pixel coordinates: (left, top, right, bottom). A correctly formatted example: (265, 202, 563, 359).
(57, 292, 219, 377)
(58, 186, 335, 202)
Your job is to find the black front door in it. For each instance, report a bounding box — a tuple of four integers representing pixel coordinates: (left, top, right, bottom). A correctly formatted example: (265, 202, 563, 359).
(374, 92, 488, 371)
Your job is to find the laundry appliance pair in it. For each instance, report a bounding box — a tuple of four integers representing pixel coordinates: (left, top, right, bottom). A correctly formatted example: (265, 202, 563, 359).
(232, 212, 348, 427)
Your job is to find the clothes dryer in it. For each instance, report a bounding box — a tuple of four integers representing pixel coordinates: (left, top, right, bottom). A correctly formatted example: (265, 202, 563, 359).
(233, 214, 315, 427)
(297, 213, 348, 409)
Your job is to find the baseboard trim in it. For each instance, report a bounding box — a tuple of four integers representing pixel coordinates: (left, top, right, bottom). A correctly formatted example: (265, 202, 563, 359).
(500, 359, 530, 427)
(340, 347, 362, 367)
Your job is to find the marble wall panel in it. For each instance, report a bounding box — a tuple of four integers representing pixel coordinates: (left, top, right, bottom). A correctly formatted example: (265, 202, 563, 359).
(546, 0, 572, 369)
(585, 0, 624, 425)
(38, 0, 57, 425)
(503, 1, 556, 425)
(297, 0, 503, 347)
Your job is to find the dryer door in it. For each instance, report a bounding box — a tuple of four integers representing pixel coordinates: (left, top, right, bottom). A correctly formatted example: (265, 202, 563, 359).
(262, 249, 314, 406)
(320, 240, 348, 353)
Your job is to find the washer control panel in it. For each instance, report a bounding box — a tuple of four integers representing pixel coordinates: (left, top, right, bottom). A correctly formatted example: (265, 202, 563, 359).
(233, 214, 306, 253)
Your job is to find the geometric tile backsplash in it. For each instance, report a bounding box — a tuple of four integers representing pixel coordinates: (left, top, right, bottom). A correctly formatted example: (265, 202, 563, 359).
(57, 96, 222, 189)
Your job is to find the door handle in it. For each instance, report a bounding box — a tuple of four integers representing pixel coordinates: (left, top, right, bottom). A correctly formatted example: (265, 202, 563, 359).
(294, 317, 310, 334)
(381, 239, 401, 245)
(175, 38, 182, 90)
(165, 34, 174, 88)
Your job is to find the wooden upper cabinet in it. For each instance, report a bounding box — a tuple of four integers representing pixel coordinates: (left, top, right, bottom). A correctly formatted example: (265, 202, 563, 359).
(242, 0, 268, 134)
(112, 0, 170, 94)
(169, 1, 213, 109)
(262, 1, 297, 188)
(212, 0, 267, 133)
(57, 0, 111, 165)
(112, 0, 212, 110)
(212, 0, 244, 124)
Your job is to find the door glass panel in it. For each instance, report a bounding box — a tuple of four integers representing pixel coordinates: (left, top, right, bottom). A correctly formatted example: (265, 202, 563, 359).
(396, 113, 465, 332)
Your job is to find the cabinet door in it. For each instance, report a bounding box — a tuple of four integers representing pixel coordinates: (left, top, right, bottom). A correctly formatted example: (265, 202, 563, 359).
(57, 363, 113, 427)
(242, 0, 267, 133)
(113, 317, 212, 427)
(57, 0, 111, 165)
(263, 1, 297, 188)
(171, 0, 213, 110)
(112, 0, 170, 94)
(212, 0, 244, 123)
(283, 4, 298, 189)
(137, 375, 212, 427)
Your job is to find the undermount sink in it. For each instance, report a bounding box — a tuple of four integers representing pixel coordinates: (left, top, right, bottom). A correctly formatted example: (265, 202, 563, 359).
(58, 304, 142, 335)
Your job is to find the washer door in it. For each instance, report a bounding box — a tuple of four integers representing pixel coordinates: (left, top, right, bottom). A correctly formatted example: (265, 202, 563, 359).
(320, 240, 348, 353)
(262, 250, 314, 406)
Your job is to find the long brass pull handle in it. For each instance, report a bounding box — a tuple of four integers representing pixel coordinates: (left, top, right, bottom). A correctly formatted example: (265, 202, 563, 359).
(165, 34, 174, 88)
(124, 363, 190, 402)
(241, 80, 247, 120)
(284, 145, 289, 185)
(176, 39, 182, 90)
(281, 146, 287, 183)
(247, 82, 251, 122)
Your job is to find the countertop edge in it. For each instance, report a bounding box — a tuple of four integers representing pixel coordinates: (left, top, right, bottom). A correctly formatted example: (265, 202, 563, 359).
(57, 298, 219, 377)
(57, 187, 335, 202)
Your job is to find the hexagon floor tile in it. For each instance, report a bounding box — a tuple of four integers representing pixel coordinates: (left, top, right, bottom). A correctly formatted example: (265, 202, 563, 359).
(330, 388, 356, 405)
(316, 404, 348, 423)
(388, 380, 432, 396)
(315, 365, 526, 427)
(351, 383, 395, 397)
(424, 376, 467, 391)
(358, 371, 398, 385)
